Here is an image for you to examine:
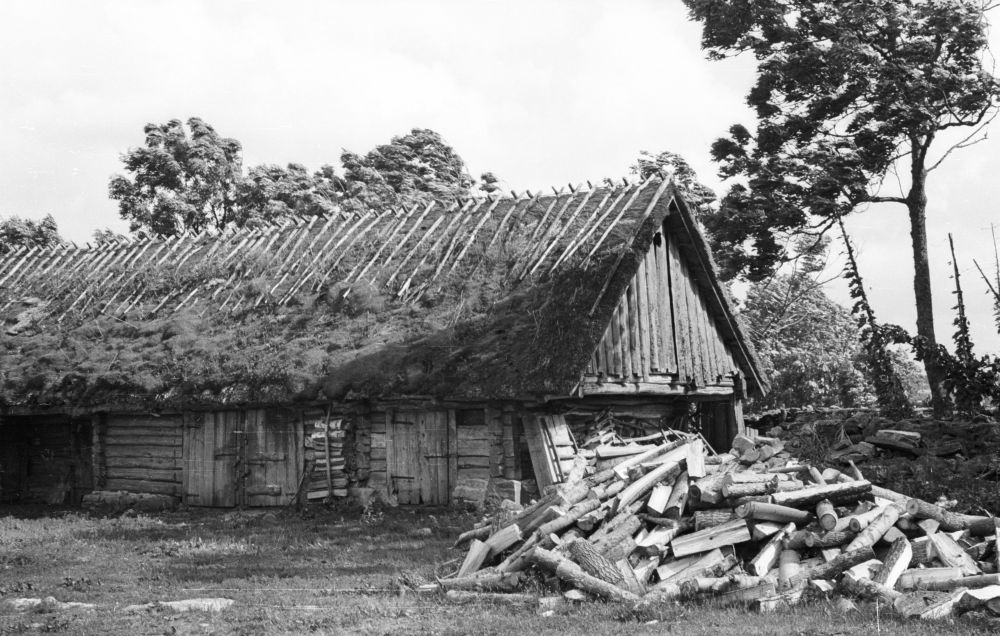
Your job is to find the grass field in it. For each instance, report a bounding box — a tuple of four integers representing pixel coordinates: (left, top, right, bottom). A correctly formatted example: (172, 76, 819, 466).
(0, 504, 997, 635)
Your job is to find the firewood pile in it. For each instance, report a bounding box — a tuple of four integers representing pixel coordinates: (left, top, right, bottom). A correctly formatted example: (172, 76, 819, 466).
(433, 432, 1000, 619)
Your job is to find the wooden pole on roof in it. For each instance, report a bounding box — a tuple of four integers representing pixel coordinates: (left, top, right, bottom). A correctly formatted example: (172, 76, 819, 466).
(324, 406, 333, 502)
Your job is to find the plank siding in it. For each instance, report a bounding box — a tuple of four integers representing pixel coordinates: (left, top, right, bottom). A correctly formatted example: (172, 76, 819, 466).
(584, 224, 740, 394)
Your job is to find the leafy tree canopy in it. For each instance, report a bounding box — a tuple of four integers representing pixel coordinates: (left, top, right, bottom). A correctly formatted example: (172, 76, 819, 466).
(684, 0, 1000, 279)
(109, 118, 244, 236)
(0, 214, 63, 255)
(631, 150, 717, 215)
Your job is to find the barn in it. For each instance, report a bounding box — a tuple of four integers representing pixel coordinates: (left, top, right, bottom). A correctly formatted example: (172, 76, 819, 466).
(0, 172, 766, 507)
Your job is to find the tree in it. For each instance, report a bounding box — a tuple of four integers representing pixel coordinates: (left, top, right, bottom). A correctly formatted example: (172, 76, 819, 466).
(339, 128, 473, 212)
(683, 0, 1000, 415)
(0, 214, 62, 255)
(237, 163, 343, 223)
(109, 118, 244, 236)
(631, 150, 717, 215)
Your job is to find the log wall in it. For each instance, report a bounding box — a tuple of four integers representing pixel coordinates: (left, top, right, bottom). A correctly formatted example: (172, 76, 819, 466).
(104, 414, 183, 496)
(0, 415, 92, 504)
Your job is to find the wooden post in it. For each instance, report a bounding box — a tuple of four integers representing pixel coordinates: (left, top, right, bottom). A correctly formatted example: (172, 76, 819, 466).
(323, 408, 333, 501)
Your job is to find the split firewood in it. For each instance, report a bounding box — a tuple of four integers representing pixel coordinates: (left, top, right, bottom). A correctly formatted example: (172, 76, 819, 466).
(956, 585, 1000, 614)
(484, 524, 523, 556)
(612, 440, 685, 480)
(458, 539, 492, 576)
(778, 549, 801, 588)
(927, 531, 981, 576)
(646, 483, 672, 515)
(894, 588, 969, 620)
(536, 498, 601, 540)
(529, 548, 641, 603)
(749, 522, 796, 577)
(873, 537, 912, 589)
(751, 521, 784, 542)
(671, 518, 752, 557)
(614, 462, 681, 514)
(664, 471, 689, 520)
(496, 533, 540, 573)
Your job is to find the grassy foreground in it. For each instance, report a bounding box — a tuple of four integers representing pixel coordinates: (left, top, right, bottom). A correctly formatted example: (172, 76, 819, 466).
(0, 505, 996, 635)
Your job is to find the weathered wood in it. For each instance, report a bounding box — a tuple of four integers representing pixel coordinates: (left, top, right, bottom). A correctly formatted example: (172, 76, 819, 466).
(894, 588, 968, 620)
(788, 547, 876, 586)
(613, 461, 680, 514)
(845, 505, 900, 551)
(927, 531, 982, 576)
(671, 518, 752, 557)
(664, 471, 689, 520)
(735, 501, 810, 524)
(536, 498, 601, 539)
(873, 537, 912, 589)
(905, 498, 988, 532)
(458, 539, 491, 577)
(694, 509, 737, 530)
(816, 500, 838, 532)
(723, 479, 777, 500)
(566, 539, 624, 586)
(438, 571, 523, 592)
(770, 480, 871, 508)
(749, 522, 796, 577)
(897, 567, 966, 590)
(646, 483, 672, 515)
(805, 530, 857, 549)
(484, 524, 522, 557)
(839, 572, 902, 604)
(529, 548, 640, 602)
(751, 521, 784, 542)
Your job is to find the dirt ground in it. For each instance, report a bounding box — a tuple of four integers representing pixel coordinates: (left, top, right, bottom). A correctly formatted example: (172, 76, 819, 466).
(1, 504, 998, 636)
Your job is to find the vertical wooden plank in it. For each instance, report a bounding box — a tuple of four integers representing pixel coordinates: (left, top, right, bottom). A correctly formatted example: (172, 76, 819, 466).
(617, 295, 632, 379)
(384, 409, 393, 497)
(601, 322, 615, 377)
(642, 248, 661, 373)
(666, 235, 690, 381)
(523, 415, 556, 490)
(694, 293, 714, 386)
(634, 263, 651, 379)
(627, 281, 643, 379)
(447, 409, 458, 503)
(655, 233, 676, 374)
(417, 412, 431, 504)
(610, 306, 623, 377)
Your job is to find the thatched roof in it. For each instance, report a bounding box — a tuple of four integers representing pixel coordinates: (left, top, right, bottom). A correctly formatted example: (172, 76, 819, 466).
(0, 174, 765, 411)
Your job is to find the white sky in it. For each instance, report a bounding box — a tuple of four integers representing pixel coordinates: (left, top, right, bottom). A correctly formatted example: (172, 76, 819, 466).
(1, 0, 999, 352)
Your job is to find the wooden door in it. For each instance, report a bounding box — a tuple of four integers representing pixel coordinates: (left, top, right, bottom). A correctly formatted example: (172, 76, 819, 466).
(184, 410, 303, 507)
(244, 409, 303, 507)
(389, 410, 453, 505)
(183, 411, 240, 507)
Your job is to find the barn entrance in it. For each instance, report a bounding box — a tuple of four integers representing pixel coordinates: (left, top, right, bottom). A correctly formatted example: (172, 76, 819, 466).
(0, 415, 93, 504)
(182, 409, 304, 507)
(387, 410, 454, 505)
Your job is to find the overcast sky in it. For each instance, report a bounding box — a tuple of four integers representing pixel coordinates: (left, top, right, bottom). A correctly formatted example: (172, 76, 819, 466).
(2, 0, 999, 352)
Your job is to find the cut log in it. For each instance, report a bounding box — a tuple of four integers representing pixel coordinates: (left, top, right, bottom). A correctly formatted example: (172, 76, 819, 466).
(723, 479, 777, 500)
(612, 440, 685, 480)
(444, 590, 537, 605)
(770, 480, 872, 508)
(788, 547, 876, 587)
(613, 461, 680, 514)
(897, 567, 966, 590)
(905, 498, 987, 532)
(453, 525, 492, 548)
(751, 521, 784, 542)
(484, 524, 522, 556)
(757, 586, 806, 612)
(458, 539, 492, 577)
(839, 572, 902, 604)
(664, 471, 689, 520)
(927, 531, 981, 576)
(655, 555, 701, 582)
(845, 505, 900, 551)
(689, 472, 728, 505)
(897, 573, 1000, 592)
(847, 505, 889, 533)
(536, 498, 601, 539)
(529, 548, 641, 603)
(566, 539, 624, 586)
(694, 509, 737, 531)
(873, 537, 912, 589)
(816, 500, 838, 532)
(778, 549, 801, 589)
(715, 581, 778, 607)
(894, 588, 968, 620)
(807, 467, 827, 485)
(805, 531, 857, 549)
(749, 522, 796, 577)
(438, 571, 523, 592)
(735, 501, 810, 524)
(671, 518, 752, 557)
